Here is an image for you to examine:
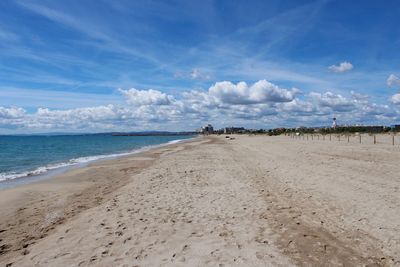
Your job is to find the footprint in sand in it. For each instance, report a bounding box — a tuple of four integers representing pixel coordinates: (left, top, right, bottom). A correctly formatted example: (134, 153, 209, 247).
(123, 237, 132, 244)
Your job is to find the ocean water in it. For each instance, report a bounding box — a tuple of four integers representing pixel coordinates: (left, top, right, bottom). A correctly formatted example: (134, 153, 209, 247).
(0, 134, 194, 184)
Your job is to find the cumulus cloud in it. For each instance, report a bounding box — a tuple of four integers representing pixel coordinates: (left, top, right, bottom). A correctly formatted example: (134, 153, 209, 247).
(390, 94, 400, 104)
(360, 103, 393, 116)
(278, 99, 316, 116)
(328, 61, 353, 73)
(310, 91, 355, 112)
(208, 80, 299, 105)
(36, 105, 123, 122)
(0, 106, 26, 118)
(387, 74, 400, 87)
(1, 79, 400, 132)
(28, 105, 132, 130)
(350, 90, 369, 102)
(119, 88, 174, 106)
(0, 107, 27, 129)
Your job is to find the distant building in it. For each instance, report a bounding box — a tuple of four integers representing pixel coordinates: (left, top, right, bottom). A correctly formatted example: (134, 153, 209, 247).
(199, 124, 214, 135)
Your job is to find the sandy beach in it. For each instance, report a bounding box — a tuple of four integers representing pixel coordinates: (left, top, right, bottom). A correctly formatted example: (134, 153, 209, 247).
(0, 135, 399, 266)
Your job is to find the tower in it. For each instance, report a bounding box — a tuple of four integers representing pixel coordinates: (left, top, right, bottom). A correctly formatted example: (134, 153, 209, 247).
(332, 117, 337, 128)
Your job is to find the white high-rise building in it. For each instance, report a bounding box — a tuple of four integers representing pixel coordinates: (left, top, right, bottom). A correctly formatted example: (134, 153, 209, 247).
(200, 124, 214, 134)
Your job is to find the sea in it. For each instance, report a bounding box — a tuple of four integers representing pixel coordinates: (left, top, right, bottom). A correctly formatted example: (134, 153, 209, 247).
(0, 134, 195, 189)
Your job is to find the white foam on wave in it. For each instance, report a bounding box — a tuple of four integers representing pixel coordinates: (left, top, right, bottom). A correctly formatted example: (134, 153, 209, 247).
(166, 139, 183, 145)
(0, 162, 71, 182)
(0, 137, 191, 182)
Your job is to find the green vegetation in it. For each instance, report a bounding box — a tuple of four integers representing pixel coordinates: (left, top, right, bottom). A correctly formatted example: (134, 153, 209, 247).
(269, 125, 397, 135)
(215, 125, 400, 136)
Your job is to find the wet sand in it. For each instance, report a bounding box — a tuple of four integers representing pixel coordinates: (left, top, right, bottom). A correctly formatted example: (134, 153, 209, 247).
(0, 135, 399, 266)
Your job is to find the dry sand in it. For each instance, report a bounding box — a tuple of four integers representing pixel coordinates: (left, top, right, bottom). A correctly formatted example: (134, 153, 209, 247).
(0, 135, 399, 266)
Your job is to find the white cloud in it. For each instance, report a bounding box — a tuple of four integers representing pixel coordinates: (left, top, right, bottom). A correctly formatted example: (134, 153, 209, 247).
(190, 68, 211, 80)
(209, 80, 298, 105)
(36, 105, 123, 122)
(310, 91, 355, 112)
(0, 106, 26, 118)
(1, 79, 400, 132)
(390, 94, 400, 104)
(387, 74, 400, 87)
(328, 61, 353, 73)
(387, 75, 400, 105)
(119, 88, 174, 106)
(175, 68, 211, 80)
(350, 90, 369, 101)
(360, 103, 392, 116)
(278, 99, 315, 116)
(26, 105, 132, 130)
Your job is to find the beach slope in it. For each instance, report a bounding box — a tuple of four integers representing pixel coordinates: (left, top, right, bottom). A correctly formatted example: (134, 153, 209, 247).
(1, 135, 399, 266)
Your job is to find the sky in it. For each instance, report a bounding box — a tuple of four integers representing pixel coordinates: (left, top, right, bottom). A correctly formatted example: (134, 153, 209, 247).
(1, 0, 400, 133)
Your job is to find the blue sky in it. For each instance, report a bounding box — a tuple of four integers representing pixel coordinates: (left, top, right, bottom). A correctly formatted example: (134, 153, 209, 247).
(1, 0, 400, 133)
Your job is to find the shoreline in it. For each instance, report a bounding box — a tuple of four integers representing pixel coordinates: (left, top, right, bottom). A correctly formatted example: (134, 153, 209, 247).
(0, 136, 204, 265)
(0, 136, 197, 190)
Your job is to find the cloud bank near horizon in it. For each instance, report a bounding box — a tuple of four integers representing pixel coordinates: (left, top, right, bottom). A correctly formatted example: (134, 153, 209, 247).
(1, 79, 399, 133)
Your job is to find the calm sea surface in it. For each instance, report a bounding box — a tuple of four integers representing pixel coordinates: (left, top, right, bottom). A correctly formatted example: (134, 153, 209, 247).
(0, 135, 194, 184)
